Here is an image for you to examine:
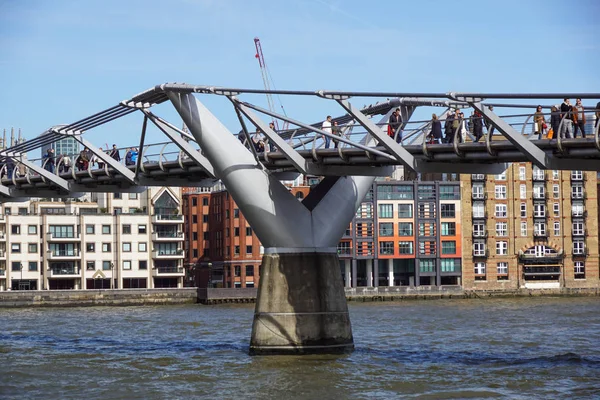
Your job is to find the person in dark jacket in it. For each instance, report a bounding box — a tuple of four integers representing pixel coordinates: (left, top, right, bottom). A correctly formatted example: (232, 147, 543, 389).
(389, 108, 403, 143)
(444, 111, 455, 143)
(125, 148, 134, 166)
(560, 98, 573, 138)
(44, 148, 55, 173)
(428, 114, 443, 144)
(472, 110, 484, 142)
(109, 144, 121, 162)
(550, 105, 561, 140)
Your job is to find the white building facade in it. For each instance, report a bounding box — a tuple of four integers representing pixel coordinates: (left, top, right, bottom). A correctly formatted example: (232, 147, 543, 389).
(0, 187, 184, 291)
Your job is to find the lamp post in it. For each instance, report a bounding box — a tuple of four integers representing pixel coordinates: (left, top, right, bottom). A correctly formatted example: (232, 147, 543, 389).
(111, 262, 115, 289)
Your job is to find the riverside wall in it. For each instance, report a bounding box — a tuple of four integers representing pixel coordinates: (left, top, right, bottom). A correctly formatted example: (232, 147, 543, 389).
(0, 286, 598, 307)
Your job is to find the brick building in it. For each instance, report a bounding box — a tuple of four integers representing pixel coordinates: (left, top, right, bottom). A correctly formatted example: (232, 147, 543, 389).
(461, 164, 599, 289)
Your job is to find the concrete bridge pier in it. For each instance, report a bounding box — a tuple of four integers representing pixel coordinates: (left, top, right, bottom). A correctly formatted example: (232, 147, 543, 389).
(168, 91, 374, 355)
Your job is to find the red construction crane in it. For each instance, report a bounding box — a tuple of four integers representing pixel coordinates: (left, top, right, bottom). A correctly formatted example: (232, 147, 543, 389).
(254, 37, 289, 131)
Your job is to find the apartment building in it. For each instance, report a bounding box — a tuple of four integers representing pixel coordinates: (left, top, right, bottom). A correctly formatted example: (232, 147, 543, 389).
(0, 187, 185, 291)
(461, 165, 599, 289)
(183, 184, 310, 289)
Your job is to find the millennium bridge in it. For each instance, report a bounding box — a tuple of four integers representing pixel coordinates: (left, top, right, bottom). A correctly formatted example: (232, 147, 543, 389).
(2, 84, 599, 354)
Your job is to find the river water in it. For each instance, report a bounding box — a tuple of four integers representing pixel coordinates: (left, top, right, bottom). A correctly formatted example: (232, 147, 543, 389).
(1, 297, 599, 399)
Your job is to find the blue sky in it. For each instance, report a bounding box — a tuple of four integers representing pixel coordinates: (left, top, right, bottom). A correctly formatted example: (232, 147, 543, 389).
(1, 0, 598, 154)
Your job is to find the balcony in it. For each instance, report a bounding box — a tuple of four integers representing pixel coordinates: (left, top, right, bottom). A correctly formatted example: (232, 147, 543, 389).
(0, 269, 5, 277)
(472, 193, 487, 201)
(152, 266, 185, 276)
(48, 267, 81, 278)
(472, 212, 487, 220)
(573, 248, 589, 257)
(152, 232, 184, 241)
(46, 232, 80, 242)
(152, 214, 184, 224)
(533, 231, 548, 239)
(0, 232, 5, 241)
(472, 231, 488, 238)
(0, 215, 4, 221)
(571, 192, 585, 200)
(532, 173, 545, 181)
(0, 250, 6, 259)
(571, 210, 587, 218)
(471, 174, 485, 181)
(152, 249, 184, 259)
(532, 192, 546, 200)
(572, 229, 587, 237)
(47, 250, 81, 260)
(337, 248, 353, 257)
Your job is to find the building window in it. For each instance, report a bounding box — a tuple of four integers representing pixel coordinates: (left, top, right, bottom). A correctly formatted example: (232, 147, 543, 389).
(246, 227, 252, 236)
(193, 249, 198, 258)
(571, 171, 583, 180)
(520, 203, 527, 218)
(122, 225, 131, 234)
(418, 222, 435, 236)
(138, 225, 147, 234)
(534, 204, 546, 218)
(192, 215, 198, 224)
(418, 259, 435, 273)
(86, 243, 95, 252)
(123, 260, 132, 270)
(519, 166, 526, 180)
(11, 225, 20, 235)
(520, 184, 526, 199)
(29, 261, 38, 272)
(496, 241, 508, 255)
(139, 260, 147, 270)
(102, 225, 111, 234)
(86, 224, 95, 234)
(246, 245, 252, 254)
(473, 241, 486, 256)
(379, 223, 393, 237)
(533, 185, 545, 199)
(473, 223, 485, 237)
(440, 204, 455, 218)
(102, 243, 111, 252)
(11, 262, 21, 271)
(472, 202, 485, 218)
(532, 167, 545, 180)
(572, 203, 585, 217)
(129, 193, 138, 200)
(244, 265, 254, 277)
(203, 232, 209, 240)
(28, 225, 37, 235)
(474, 262, 486, 275)
(419, 241, 436, 255)
(398, 222, 413, 236)
(495, 222, 507, 237)
(202, 198, 209, 206)
(192, 197, 197, 206)
(574, 261, 585, 279)
(553, 203, 560, 217)
(441, 222, 456, 236)
(495, 204, 507, 218)
(573, 241, 585, 255)
(494, 185, 506, 199)
(572, 222, 585, 236)
(571, 185, 584, 199)
(378, 204, 393, 219)
(122, 243, 131, 252)
(497, 262, 508, 275)
(102, 261, 111, 271)
(439, 185, 460, 200)
(440, 258, 460, 272)
(379, 241, 394, 255)
(234, 209, 239, 218)
(11, 243, 20, 253)
(234, 227, 240, 237)
(521, 222, 527, 237)
(553, 221, 560, 236)
(28, 243, 37, 253)
(234, 246, 240, 255)
(234, 266, 241, 276)
(553, 184, 560, 199)
(472, 184, 484, 200)
(114, 192, 122, 199)
(397, 204, 413, 218)
(441, 241, 456, 254)
(398, 241, 413, 254)
(495, 171, 506, 180)
(86, 261, 95, 271)
(138, 242, 147, 252)
(534, 222, 547, 236)
(552, 170, 559, 180)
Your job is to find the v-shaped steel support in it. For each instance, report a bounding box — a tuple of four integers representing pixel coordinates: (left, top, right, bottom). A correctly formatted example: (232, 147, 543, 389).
(167, 91, 374, 249)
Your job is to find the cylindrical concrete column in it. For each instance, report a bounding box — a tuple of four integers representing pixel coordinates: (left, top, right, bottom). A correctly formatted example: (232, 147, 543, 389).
(250, 250, 353, 355)
(373, 259, 379, 287)
(351, 259, 357, 288)
(344, 260, 351, 288)
(366, 259, 373, 287)
(388, 259, 394, 287)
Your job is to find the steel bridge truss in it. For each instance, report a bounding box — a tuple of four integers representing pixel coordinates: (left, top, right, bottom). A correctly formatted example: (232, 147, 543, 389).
(1, 84, 599, 200)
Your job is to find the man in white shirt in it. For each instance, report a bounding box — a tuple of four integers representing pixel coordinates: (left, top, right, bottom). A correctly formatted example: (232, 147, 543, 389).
(321, 115, 332, 149)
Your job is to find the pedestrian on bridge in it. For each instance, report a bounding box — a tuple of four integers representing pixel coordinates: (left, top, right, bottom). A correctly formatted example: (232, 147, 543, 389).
(534, 105, 547, 140)
(428, 114, 443, 144)
(573, 98, 586, 138)
(109, 144, 121, 162)
(443, 111, 454, 143)
(472, 110, 484, 142)
(389, 109, 403, 143)
(77, 148, 91, 171)
(560, 98, 574, 139)
(321, 115, 332, 148)
(44, 148, 55, 173)
(332, 121, 342, 148)
(125, 148, 134, 166)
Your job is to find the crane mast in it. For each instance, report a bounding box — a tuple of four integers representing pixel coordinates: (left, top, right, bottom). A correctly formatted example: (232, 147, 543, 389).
(254, 37, 288, 130)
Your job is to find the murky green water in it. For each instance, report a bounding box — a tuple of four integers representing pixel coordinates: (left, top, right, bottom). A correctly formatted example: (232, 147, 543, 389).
(1, 297, 599, 399)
